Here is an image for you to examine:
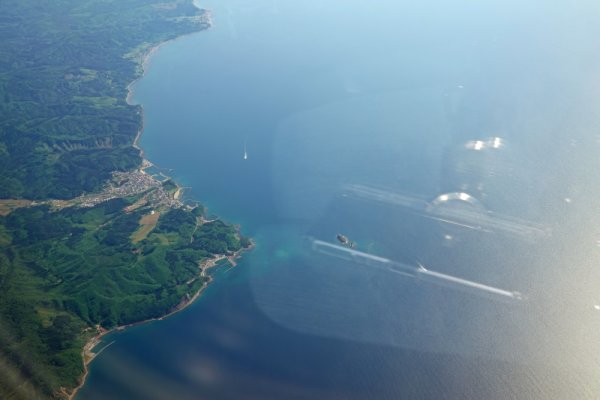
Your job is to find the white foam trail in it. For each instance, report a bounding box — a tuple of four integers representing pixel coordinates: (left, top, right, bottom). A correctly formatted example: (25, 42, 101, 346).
(343, 184, 550, 240)
(312, 239, 523, 302)
(342, 184, 428, 210)
(413, 264, 523, 302)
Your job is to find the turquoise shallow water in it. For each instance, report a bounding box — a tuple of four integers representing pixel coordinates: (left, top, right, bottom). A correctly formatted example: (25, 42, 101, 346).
(77, 0, 600, 398)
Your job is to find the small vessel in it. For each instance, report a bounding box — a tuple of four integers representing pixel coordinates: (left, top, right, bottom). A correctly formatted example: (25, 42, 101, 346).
(336, 233, 355, 248)
(243, 141, 248, 160)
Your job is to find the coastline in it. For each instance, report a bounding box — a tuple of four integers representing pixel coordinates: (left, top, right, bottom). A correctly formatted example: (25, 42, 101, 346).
(67, 7, 248, 399)
(127, 42, 160, 152)
(128, 8, 213, 150)
(67, 245, 252, 400)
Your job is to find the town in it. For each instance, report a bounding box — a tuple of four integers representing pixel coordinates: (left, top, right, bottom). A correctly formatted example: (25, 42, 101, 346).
(47, 161, 184, 211)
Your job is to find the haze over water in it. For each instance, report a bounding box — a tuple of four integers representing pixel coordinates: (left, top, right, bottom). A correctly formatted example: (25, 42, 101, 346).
(78, 0, 600, 398)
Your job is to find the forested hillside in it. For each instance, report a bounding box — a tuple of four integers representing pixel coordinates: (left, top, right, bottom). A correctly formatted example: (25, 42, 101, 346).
(0, 0, 208, 199)
(0, 1, 250, 399)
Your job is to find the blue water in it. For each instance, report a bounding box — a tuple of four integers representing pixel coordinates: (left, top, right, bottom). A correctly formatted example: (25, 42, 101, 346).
(78, 0, 600, 398)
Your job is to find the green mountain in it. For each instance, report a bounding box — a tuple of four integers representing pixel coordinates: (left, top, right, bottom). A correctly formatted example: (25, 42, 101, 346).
(0, 1, 248, 398)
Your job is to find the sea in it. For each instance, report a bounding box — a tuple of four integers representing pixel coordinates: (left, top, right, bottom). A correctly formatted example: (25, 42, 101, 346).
(77, 0, 600, 398)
